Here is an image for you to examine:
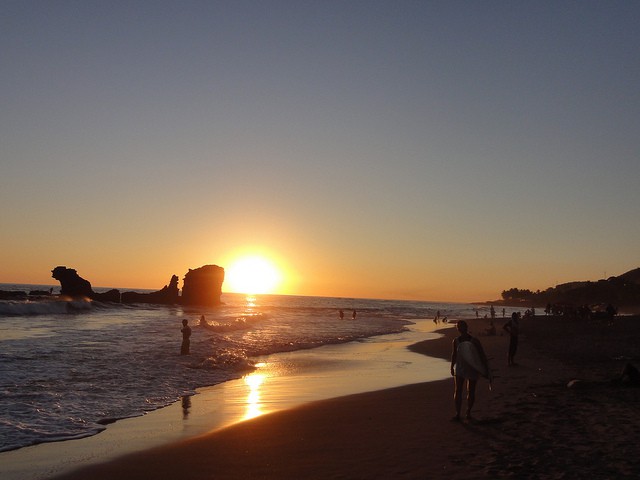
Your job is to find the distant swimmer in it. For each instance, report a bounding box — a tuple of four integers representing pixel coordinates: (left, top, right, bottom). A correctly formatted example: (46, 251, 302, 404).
(180, 319, 192, 355)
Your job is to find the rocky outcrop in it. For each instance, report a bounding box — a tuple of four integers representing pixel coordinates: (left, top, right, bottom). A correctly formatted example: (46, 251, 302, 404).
(51, 265, 224, 306)
(51, 266, 94, 298)
(0, 290, 28, 300)
(121, 275, 180, 304)
(180, 265, 225, 306)
(95, 289, 122, 302)
(51, 266, 120, 302)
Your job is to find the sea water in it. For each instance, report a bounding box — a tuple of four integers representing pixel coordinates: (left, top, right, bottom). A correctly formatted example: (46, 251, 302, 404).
(0, 284, 487, 453)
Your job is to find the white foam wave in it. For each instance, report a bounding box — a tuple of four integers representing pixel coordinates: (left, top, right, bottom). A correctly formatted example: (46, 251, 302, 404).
(198, 313, 265, 333)
(0, 299, 92, 316)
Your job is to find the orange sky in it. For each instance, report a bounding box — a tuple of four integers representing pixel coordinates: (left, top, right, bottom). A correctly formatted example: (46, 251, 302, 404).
(2, 3, 639, 302)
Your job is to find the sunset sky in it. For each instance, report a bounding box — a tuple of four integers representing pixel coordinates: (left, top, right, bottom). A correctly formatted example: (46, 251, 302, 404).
(2, 1, 639, 302)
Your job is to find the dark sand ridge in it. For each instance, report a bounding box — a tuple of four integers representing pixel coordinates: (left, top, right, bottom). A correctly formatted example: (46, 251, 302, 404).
(50, 315, 640, 479)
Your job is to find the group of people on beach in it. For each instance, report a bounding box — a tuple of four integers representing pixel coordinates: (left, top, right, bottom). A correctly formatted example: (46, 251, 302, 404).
(450, 312, 520, 421)
(178, 307, 521, 423)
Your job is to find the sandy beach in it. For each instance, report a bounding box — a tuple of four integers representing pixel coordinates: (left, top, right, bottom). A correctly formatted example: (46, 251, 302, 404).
(44, 314, 640, 479)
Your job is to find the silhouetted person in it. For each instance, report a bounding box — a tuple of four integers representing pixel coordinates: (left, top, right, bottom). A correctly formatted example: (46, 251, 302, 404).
(352, 310, 357, 320)
(620, 363, 640, 385)
(606, 303, 617, 324)
(503, 312, 520, 366)
(451, 320, 488, 422)
(485, 320, 496, 336)
(339, 309, 344, 320)
(181, 395, 192, 419)
(180, 319, 192, 355)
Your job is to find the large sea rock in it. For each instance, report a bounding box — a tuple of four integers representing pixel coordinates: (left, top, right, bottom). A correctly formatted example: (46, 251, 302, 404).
(51, 266, 95, 298)
(51, 266, 121, 302)
(180, 265, 225, 306)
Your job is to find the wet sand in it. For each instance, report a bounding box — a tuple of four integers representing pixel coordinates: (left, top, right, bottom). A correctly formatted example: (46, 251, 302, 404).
(3, 321, 447, 479)
(46, 314, 640, 479)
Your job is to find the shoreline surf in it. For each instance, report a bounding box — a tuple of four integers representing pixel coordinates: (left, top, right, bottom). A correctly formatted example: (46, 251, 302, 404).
(0, 317, 454, 480)
(4, 291, 464, 453)
(44, 314, 640, 479)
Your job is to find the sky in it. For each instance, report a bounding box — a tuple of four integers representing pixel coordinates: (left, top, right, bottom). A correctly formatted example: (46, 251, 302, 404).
(1, 1, 639, 302)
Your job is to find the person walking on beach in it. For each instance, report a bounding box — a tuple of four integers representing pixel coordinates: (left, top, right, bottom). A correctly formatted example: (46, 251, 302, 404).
(450, 320, 489, 422)
(503, 312, 520, 366)
(180, 319, 192, 355)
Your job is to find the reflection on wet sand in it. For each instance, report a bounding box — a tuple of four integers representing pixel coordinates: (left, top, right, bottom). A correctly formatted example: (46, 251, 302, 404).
(181, 396, 191, 420)
(243, 372, 266, 420)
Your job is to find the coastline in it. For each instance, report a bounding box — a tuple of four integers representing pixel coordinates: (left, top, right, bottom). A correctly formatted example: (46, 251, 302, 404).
(49, 314, 640, 479)
(1, 318, 450, 480)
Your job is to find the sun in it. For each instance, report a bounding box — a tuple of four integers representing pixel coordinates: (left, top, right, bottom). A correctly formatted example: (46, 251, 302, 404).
(224, 256, 282, 294)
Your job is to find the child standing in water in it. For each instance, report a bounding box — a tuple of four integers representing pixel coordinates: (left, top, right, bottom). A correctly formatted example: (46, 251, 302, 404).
(180, 319, 192, 355)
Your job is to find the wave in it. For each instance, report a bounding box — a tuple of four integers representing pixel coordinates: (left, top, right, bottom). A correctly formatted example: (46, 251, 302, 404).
(192, 351, 256, 372)
(198, 312, 265, 333)
(0, 298, 93, 316)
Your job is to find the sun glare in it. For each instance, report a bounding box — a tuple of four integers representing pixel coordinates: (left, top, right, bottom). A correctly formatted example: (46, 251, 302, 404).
(225, 256, 282, 294)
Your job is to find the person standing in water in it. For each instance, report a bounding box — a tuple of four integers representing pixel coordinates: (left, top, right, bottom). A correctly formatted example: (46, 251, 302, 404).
(180, 319, 192, 355)
(450, 320, 489, 422)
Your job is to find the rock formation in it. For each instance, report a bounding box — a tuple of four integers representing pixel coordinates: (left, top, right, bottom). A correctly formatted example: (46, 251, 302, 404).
(51, 266, 120, 302)
(51, 265, 224, 306)
(51, 266, 94, 298)
(0, 290, 28, 300)
(121, 275, 179, 304)
(180, 265, 225, 306)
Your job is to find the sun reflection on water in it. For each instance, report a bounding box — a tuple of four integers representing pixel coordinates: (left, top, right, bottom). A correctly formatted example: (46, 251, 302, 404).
(245, 294, 257, 307)
(243, 363, 267, 420)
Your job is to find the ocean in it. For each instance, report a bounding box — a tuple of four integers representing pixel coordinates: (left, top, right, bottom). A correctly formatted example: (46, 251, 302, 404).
(0, 284, 490, 454)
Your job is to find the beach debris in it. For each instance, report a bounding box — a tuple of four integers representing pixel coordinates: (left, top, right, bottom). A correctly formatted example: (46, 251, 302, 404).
(567, 379, 584, 389)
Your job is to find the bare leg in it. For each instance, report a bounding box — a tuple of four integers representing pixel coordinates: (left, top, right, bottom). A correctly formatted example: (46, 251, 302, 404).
(466, 379, 477, 419)
(453, 376, 465, 420)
